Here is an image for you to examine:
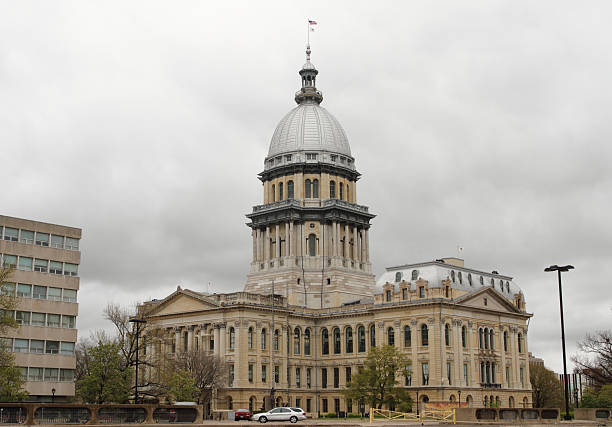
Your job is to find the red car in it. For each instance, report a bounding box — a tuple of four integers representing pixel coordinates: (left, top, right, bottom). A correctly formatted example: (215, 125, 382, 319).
(234, 409, 252, 421)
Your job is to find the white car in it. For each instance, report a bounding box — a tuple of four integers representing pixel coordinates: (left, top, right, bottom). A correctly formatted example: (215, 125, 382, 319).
(250, 407, 306, 423)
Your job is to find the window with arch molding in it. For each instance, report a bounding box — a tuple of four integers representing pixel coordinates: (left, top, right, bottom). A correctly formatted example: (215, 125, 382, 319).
(411, 269, 418, 280)
(395, 272, 402, 282)
(458, 271, 463, 284)
(490, 278, 495, 286)
(370, 324, 376, 348)
(304, 329, 311, 355)
(518, 333, 523, 353)
(387, 327, 394, 346)
(445, 324, 451, 346)
(287, 180, 294, 199)
(333, 328, 341, 354)
(313, 179, 319, 198)
(506, 282, 510, 293)
(480, 276, 484, 285)
(451, 270, 455, 282)
(345, 327, 353, 353)
(421, 324, 429, 346)
(261, 328, 267, 350)
(321, 328, 329, 355)
(229, 327, 235, 350)
(293, 328, 301, 355)
(278, 182, 283, 200)
(385, 290, 391, 302)
(358, 326, 366, 352)
(468, 273, 473, 286)
(404, 325, 411, 347)
(489, 329, 494, 350)
(308, 234, 316, 256)
(339, 182, 344, 200)
(305, 179, 312, 198)
(329, 180, 336, 198)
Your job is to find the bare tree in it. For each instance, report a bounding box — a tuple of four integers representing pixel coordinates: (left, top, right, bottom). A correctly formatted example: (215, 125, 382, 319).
(167, 351, 227, 404)
(573, 330, 612, 390)
(75, 330, 113, 383)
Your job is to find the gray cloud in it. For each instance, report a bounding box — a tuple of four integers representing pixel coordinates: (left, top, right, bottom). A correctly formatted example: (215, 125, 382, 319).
(1, 0, 611, 372)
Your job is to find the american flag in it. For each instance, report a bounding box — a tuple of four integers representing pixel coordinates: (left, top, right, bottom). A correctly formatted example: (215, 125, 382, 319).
(308, 20, 317, 25)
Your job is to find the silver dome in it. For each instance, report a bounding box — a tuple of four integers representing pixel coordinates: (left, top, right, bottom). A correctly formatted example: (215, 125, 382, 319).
(267, 101, 352, 158)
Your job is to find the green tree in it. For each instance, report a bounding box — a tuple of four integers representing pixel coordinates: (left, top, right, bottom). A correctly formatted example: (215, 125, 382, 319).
(342, 345, 412, 410)
(529, 363, 564, 408)
(167, 369, 199, 402)
(77, 341, 132, 403)
(573, 330, 612, 390)
(0, 267, 27, 401)
(581, 384, 612, 408)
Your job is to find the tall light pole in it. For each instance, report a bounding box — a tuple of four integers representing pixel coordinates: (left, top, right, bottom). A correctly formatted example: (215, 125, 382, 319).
(544, 264, 574, 420)
(129, 318, 147, 404)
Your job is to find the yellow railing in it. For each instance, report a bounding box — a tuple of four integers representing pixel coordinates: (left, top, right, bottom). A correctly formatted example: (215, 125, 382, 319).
(369, 406, 455, 424)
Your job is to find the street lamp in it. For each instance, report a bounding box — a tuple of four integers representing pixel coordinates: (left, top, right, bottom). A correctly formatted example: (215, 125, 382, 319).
(458, 390, 461, 408)
(51, 388, 55, 403)
(129, 318, 147, 404)
(544, 264, 574, 421)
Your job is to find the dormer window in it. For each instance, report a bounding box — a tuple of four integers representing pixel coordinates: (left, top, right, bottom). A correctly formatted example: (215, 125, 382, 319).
(340, 157, 346, 163)
(490, 278, 494, 286)
(306, 153, 318, 160)
(458, 272, 463, 284)
(330, 155, 337, 162)
(285, 154, 292, 161)
(468, 273, 473, 286)
(411, 270, 418, 280)
(451, 270, 456, 283)
(395, 272, 402, 282)
(275, 156, 282, 164)
(484, 297, 488, 306)
(506, 282, 510, 293)
(480, 276, 484, 285)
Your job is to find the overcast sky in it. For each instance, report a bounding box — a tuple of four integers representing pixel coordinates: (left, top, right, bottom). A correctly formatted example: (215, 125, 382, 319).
(1, 1, 611, 373)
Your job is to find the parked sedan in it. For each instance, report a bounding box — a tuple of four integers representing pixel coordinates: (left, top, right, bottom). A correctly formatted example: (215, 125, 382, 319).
(234, 409, 252, 421)
(251, 407, 306, 423)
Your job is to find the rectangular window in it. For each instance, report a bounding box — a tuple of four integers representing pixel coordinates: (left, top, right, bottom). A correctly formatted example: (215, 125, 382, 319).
(333, 367, 339, 388)
(47, 314, 60, 327)
(14, 339, 29, 353)
(33, 285, 46, 299)
(464, 363, 469, 386)
(64, 263, 78, 276)
(306, 399, 311, 412)
(29, 367, 43, 381)
(63, 289, 77, 302)
(60, 369, 74, 382)
(405, 372, 412, 386)
(34, 259, 48, 273)
(285, 154, 292, 162)
(48, 287, 62, 301)
(1, 282, 15, 296)
(51, 234, 64, 249)
(306, 153, 318, 160)
(209, 336, 214, 351)
(261, 365, 267, 383)
(19, 367, 28, 380)
(35, 232, 49, 246)
(419, 286, 425, 298)
(520, 367, 524, 388)
(62, 315, 75, 329)
(17, 283, 32, 298)
(346, 367, 351, 384)
(31, 312, 45, 326)
(30, 340, 44, 354)
(16, 311, 30, 325)
(45, 341, 59, 354)
(17, 257, 32, 271)
(506, 367, 510, 386)
(322, 368, 327, 388)
(322, 398, 328, 413)
(3, 227, 18, 241)
(296, 367, 301, 388)
(274, 365, 279, 383)
(402, 288, 408, 300)
(44, 368, 59, 381)
(65, 237, 79, 251)
(306, 368, 311, 388)
(422, 362, 429, 385)
(248, 364, 253, 383)
(49, 261, 63, 275)
(2, 255, 17, 268)
(228, 365, 234, 386)
(447, 362, 452, 385)
(20, 230, 34, 244)
(295, 398, 301, 409)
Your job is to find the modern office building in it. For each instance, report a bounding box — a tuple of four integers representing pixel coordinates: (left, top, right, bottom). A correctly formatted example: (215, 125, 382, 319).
(137, 46, 533, 415)
(0, 215, 80, 402)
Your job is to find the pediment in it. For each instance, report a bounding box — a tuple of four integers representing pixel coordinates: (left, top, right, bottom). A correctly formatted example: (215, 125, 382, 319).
(455, 287, 520, 313)
(147, 289, 219, 316)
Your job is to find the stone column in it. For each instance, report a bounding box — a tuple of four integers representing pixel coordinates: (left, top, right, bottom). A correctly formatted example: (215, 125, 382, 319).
(336, 222, 341, 257)
(300, 223, 307, 258)
(331, 221, 337, 257)
(174, 327, 181, 353)
(353, 226, 359, 262)
(455, 320, 463, 386)
(213, 325, 220, 357)
(256, 229, 261, 262)
(219, 323, 227, 357)
(234, 322, 240, 384)
(499, 326, 507, 387)
(394, 320, 401, 350)
(265, 226, 270, 261)
(187, 326, 194, 352)
(344, 224, 349, 259)
(275, 224, 280, 259)
(285, 223, 289, 258)
(410, 320, 418, 383)
(512, 327, 519, 388)
(252, 230, 257, 262)
(289, 222, 295, 256)
(364, 229, 370, 261)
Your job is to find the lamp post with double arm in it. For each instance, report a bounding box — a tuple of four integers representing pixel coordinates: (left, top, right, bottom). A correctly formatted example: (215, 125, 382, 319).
(129, 318, 147, 404)
(544, 264, 574, 421)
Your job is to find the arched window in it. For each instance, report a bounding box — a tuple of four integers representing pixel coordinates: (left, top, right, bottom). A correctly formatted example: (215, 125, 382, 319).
(346, 185, 350, 202)
(304, 329, 311, 355)
(518, 333, 523, 353)
(345, 327, 353, 353)
(411, 269, 418, 280)
(274, 329, 279, 351)
(229, 327, 235, 350)
(271, 184, 275, 202)
(322, 328, 329, 355)
(261, 328, 267, 350)
(293, 328, 301, 355)
(506, 282, 510, 293)
(480, 276, 484, 285)
(228, 396, 233, 410)
(249, 396, 255, 412)
(287, 180, 294, 199)
(395, 272, 402, 282)
(489, 329, 494, 350)
(503, 331, 508, 352)
(404, 325, 411, 347)
(458, 271, 463, 284)
(462, 326, 467, 348)
(278, 182, 283, 200)
(339, 182, 344, 200)
(445, 324, 450, 346)
(451, 270, 456, 282)
(308, 234, 316, 256)
(370, 324, 376, 348)
(385, 290, 392, 302)
(248, 327, 253, 349)
(484, 328, 489, 349)
(421, 324, 429, 346)
(358, 326, 366, 352)
(305, 179, 312, 198)
(490, 278, 495, 286)
(479, 328, 484, 349)
(468, 273, 473, 286)
(333, 327, 341, 354)
(329, 180, 336, 198)
(313, 179, 319, 198)
(387, 327, 395, 346)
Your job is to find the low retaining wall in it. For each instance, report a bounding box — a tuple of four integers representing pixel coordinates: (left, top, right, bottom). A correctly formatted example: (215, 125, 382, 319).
(455, 407, 560, 423)
(0, 403, 203, 425)
(574, 408, 612, 421)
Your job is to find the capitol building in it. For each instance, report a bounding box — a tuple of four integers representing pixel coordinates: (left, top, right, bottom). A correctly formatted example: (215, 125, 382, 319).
(138, 46, 533, 416)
